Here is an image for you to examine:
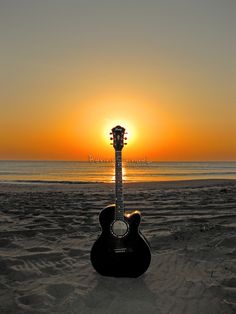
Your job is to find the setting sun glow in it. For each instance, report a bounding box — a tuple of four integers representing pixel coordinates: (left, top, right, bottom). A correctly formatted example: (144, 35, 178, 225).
(0, 1, 235, 161)
(103, 119, 135, 145)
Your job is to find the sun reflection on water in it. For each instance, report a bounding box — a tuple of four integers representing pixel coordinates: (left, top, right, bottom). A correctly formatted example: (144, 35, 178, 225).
(110, 165, 127, 183)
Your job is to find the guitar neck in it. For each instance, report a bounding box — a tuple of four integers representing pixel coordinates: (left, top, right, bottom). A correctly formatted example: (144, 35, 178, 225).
(115, 150, 124, 220)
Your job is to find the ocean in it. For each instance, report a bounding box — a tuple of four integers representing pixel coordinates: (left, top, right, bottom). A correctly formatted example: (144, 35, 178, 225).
(0, 161, 236, 183)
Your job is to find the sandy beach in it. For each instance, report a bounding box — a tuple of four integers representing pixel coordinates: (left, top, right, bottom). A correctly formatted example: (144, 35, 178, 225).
(0, 179, 235, 314)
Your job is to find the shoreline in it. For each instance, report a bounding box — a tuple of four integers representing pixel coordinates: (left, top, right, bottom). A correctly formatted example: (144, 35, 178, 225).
(0, 178, 235, 192)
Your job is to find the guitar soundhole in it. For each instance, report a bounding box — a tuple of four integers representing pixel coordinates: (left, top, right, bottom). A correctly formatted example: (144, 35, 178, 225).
(111, 220, 129, 238)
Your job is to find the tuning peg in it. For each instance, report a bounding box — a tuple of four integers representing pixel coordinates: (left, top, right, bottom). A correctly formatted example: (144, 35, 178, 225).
(124, 137, 127, 140)
(109, 132, 113, 135)
(110, 137, 113, 140)
(124, 143, 127, 145)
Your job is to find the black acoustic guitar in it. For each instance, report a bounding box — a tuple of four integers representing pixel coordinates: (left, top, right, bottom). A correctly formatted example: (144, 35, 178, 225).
(90, 125, 151, 277)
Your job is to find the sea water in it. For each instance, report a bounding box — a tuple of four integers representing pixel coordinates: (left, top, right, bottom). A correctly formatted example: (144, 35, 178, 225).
(0, 161, 236, 183)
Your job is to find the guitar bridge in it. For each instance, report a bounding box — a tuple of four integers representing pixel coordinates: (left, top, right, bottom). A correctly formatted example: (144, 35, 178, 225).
(114, 248, 127, 253)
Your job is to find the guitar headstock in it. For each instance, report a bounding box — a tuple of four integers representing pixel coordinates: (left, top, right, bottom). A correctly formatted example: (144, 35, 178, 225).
(110, 125, 127, 151)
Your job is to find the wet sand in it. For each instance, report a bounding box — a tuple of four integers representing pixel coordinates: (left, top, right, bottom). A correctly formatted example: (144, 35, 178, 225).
(0, 179, 236, 313)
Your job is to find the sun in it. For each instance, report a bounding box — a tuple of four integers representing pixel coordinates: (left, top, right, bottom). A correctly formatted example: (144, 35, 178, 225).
(102, 119, 135, 146)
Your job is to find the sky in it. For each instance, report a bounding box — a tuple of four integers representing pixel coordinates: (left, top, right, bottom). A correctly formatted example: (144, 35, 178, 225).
(0, 0, 235, 161)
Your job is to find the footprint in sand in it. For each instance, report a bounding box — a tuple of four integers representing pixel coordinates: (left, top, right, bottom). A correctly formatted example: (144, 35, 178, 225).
(17, 293, 54, 309)
(0, 238, 20, 248)
(46, 283, 74, 300)
(26, 246, 52, 252)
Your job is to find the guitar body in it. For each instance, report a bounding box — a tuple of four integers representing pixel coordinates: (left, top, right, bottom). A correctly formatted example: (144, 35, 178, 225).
(90, 204, 151, 278)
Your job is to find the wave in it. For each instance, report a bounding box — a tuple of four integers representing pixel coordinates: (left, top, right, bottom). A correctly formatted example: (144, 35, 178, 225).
(0, 179, 94, 184)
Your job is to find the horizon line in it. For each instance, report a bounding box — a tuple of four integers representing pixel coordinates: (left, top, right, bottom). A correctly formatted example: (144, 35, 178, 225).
(0, 159, 236, 163)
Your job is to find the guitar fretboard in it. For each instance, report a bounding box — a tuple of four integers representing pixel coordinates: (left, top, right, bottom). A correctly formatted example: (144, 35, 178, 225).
(115, 150, 124, 220)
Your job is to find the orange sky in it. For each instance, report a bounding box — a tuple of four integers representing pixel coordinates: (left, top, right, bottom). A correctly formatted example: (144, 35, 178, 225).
(0, 1, 235, 161)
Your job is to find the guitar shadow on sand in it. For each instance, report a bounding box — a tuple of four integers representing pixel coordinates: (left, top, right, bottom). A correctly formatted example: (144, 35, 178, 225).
(83, 274, 158, 314)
